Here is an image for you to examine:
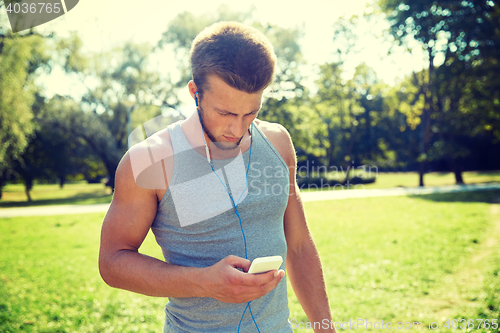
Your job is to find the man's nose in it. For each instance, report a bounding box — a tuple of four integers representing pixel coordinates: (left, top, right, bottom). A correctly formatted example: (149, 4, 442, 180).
(229, 117, 246, 137)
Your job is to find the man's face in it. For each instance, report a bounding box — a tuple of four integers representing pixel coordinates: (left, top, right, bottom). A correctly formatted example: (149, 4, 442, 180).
(197, 75, 263, 151)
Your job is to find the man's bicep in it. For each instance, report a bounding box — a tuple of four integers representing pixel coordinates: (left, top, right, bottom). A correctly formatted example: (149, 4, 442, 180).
(101, 153, 159, 253)
(284, 181, 311, 250)
(258, 122, 310, 248)
(279, 130, 310, 250)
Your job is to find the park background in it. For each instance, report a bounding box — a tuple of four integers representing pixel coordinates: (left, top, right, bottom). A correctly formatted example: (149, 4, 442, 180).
(1, 0, 500, 332)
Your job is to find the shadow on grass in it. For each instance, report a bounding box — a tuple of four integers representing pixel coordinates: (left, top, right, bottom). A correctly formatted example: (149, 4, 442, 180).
(0, 190, 112, 208)
(410, 188, 500, 204)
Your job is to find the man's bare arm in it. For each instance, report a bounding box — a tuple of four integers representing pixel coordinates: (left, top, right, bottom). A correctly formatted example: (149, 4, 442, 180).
(284, 184, 335, 332)
(263, 122, 336, 332)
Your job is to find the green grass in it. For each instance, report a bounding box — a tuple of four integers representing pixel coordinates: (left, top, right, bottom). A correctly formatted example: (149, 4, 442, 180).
(1, 190, 500, 332)
(0, 214, 164, 332)
(287, 189, 500, 332)
(0, 182, 112, 207)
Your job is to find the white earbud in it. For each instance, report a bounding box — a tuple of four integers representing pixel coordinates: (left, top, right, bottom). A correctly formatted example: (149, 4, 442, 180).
(205, 143, 211, 164)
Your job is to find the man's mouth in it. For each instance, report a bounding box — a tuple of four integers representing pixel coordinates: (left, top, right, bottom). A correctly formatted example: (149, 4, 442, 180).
(223, 135, 239, 142)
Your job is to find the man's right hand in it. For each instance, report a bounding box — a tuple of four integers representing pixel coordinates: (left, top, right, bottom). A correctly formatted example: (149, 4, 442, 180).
(201, 255, 285, 303)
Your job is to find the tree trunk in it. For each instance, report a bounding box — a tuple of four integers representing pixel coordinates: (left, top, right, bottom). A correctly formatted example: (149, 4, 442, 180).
(104, 160, 119, 192)
(24, 178, 33, 202)
(0, 175, 4, 200)
(419, 48, 435, 187)
(342, 103, 356, 186)
(454, 170, 464, 185)
(25, 188, 32, 202)
(419, 161, 426, 187)
(327, 126, 336, 169)
(453, 158, 464, 185)
(59, 175, 65, 188)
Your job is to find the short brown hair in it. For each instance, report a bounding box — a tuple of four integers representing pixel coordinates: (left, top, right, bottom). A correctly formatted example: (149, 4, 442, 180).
(190, 21, 277, 97)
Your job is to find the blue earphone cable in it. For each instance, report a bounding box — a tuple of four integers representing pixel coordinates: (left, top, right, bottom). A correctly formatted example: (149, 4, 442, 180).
(200, 120, 254, 258)
(199, 115, 260, 332)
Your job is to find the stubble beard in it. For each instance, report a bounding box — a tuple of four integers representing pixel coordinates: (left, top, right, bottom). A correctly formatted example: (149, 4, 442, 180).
(198, 108, 243, 151)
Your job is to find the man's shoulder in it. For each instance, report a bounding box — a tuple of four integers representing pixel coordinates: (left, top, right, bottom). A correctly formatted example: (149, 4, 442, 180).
(127, 127, 172, 168)
(117, 127, 174, 192)
(145, 127, 174, 159)
(254, 119, 290, 141)
(254, 119, 294, 166)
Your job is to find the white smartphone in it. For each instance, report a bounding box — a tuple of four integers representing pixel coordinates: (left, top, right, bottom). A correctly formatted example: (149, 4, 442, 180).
(247, 255, 283, 274)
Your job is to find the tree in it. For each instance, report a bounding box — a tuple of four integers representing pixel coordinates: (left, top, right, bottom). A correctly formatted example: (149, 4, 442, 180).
(42, 94, 123, 188)
(379, 0, 500, 185)
(56, 39, 179, 190)
(40, 94, 106, 185)
(384, 73, 425, 171)
(0, 12, 52, 197)
(314, 61, 407, 182)
(256, 23, 315, 156)
(314, 61, 350, 169)
(310, 16, 397, 183)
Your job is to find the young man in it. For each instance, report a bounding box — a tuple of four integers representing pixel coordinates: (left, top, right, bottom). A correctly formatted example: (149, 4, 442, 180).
(99, 21, 335, 332)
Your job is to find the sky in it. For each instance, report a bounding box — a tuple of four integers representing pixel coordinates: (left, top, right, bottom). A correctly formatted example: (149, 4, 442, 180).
(1, 0, 428, 105)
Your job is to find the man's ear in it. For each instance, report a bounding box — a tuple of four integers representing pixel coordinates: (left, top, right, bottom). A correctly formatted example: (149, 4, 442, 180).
(188, 80, 198, 99)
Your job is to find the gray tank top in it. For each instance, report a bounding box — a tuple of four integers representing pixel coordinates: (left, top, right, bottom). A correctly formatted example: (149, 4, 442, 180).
(151, 121, 292, 332)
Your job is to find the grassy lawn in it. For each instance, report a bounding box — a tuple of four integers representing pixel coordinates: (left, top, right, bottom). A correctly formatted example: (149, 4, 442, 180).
(0, 214, 164, 332)
(0, 182, 112, 208)
(288, 189, 500, 332)
(1, 190, 499, 332)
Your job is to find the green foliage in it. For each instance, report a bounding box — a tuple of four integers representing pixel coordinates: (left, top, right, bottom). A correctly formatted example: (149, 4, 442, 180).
(380, 0, 497, 61)
(46, 39, 173, 190)
(55, 31, 88, 73)
(43, 94, 124, 190)
(0, 32, 47, 170)
(313, 60, 411, 170)
(0, 25, 56, 199)
(38, 94, 107, 183)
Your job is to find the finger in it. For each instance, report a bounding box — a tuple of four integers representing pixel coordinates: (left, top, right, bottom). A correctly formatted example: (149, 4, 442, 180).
(274, 269, 285, 279)
(225, 255, 251, 271)
(240, 270, 286, 301)
(241, 269, 279, 286)
(261, 269, 285, 294)
(261, 269, 285, 289)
